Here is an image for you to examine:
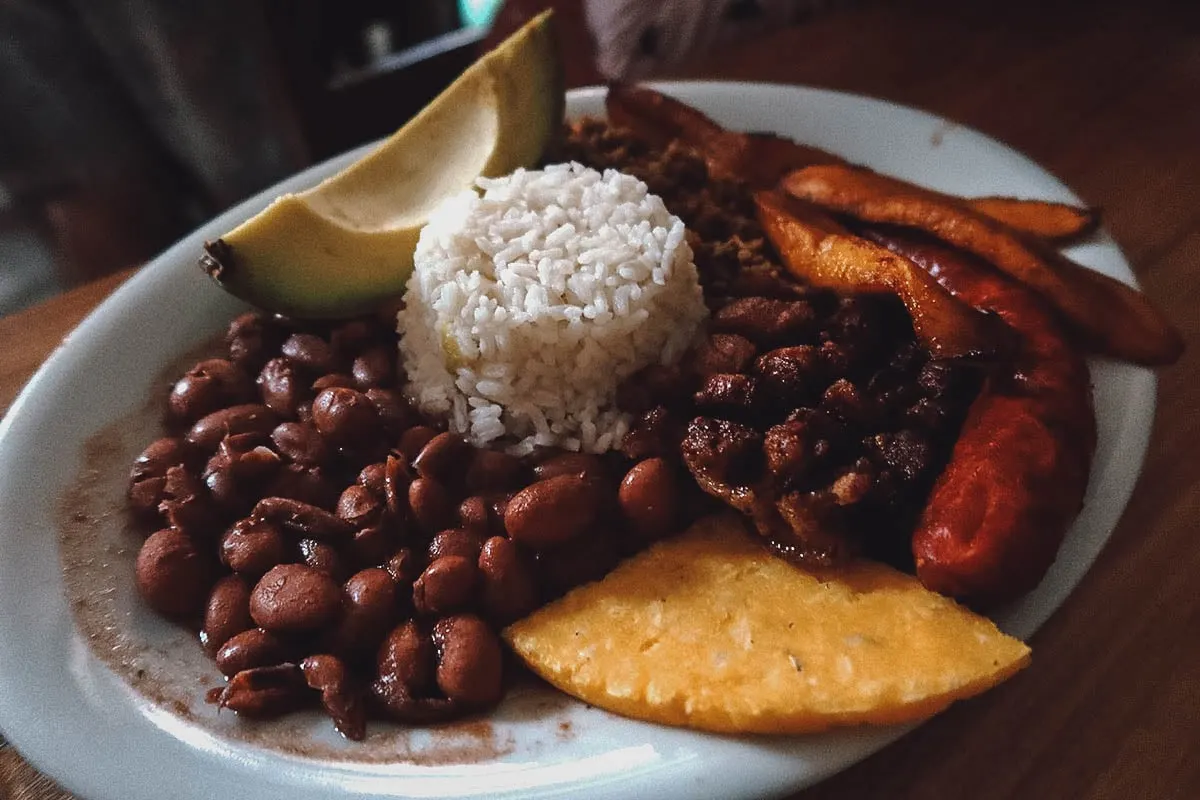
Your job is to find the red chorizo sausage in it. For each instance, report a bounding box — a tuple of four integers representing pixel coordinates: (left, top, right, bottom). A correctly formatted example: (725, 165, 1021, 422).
(866, 229, 1096, 607)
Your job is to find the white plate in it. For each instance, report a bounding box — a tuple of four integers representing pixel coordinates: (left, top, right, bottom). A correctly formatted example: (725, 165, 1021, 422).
(0, 82, 1155, 800)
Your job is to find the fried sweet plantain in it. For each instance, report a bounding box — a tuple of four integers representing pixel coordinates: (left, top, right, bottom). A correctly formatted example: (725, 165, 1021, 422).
(605, 83, 840, 187)
(608, 85, 1100, 244)
(755, 190, 1006, 361)
(784, 164, 1182, 365)
(967, 196, 1100, 244)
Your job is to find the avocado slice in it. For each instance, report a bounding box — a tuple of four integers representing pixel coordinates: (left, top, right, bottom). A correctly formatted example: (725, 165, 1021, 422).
(201, 10, 564, 318)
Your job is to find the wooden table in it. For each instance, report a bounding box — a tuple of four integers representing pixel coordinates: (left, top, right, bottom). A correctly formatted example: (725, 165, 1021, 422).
(2, 0, 1197, 797)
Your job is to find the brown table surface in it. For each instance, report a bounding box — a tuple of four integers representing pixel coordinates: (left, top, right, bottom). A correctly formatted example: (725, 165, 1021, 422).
(2, 0, 1198, 797)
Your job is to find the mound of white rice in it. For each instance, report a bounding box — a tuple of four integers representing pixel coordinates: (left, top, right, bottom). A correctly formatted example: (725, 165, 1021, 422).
(398, 162, 707, 454)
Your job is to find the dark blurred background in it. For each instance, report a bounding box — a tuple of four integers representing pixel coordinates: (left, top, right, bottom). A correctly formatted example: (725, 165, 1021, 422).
(0, 0, 853, 317)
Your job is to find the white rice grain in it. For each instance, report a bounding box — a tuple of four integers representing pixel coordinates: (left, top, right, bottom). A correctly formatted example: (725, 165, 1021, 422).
(397, 163, 707, 454)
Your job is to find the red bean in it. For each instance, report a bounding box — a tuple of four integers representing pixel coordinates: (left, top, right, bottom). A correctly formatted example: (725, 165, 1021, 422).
(457, 495, 492, 534)
(465, 449, 526, 493)
(352, 347, 397, 389)
(251, 497, 354, 541)
(217, 664, 307, 717)
(135, 528, 211, 619)
(504, 474, 602, 548)
(300, 654, 366, 740)
(215, 628, 287, 677)
(351, 525, 397, 567)
(226, 312, 283, 372)
(311, 373, 356, 392)
(478, 537, 538, 626)
(357, 462, 387, 496)
(342, 568, 398, 642)
(532, 452, 609, 484)
(413, 556, 478, 616)
(129, 438, 192, 519)
(408, 478, 456, 535)
(158, 465, 219, 536)
(127, 476, 168, 521)
(298, 538, 346, 581)
(618, 458, 681, 540)
(397, 426, 438, 462)
(186, 404, 278, 451)
(311, 388, 380, 446)
(201, 575, 254, 654)
(428, 529, 486, 562)
(412, 432, 472, 484)
(262, 464, 340, 510)
(130, 437, 193, 483)
(249, 564, 341, 632)
(281, 333, 336, 375)
(384, 454, 412, 517)
(336, 484, 385, 529)
(168, 359, 253, 424)
(487, 492, 515, 524)
(203, 437, 281, 514)
(271, 422, 328, 466)
(432, 614, 503, 708)
(220, 518, 287, 576)
(365, 388, 413, 435)
(385, 548, 422, 586)
(257, 358, 306, 418)
(376, 621, 435, 696)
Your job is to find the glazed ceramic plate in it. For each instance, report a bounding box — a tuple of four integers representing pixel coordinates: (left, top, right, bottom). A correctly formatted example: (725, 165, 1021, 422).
(0, 82, 1155, 800)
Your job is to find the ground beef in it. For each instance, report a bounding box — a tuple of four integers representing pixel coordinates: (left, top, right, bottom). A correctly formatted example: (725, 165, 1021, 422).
(560, 119, 980, 570)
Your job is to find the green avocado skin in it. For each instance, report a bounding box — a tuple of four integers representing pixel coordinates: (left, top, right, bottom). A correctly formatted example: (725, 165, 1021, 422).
(201, 11, 564, 320)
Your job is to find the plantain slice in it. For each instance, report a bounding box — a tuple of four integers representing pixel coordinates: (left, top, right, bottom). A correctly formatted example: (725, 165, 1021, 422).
(605, 83, 840, 187)
(609, 85, 1104, 247)
(783, 164, 1182, 365)
(608, 85, 1102, 245)
(967, 196, 1100, 244)
(755, 190, 1007, 361)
